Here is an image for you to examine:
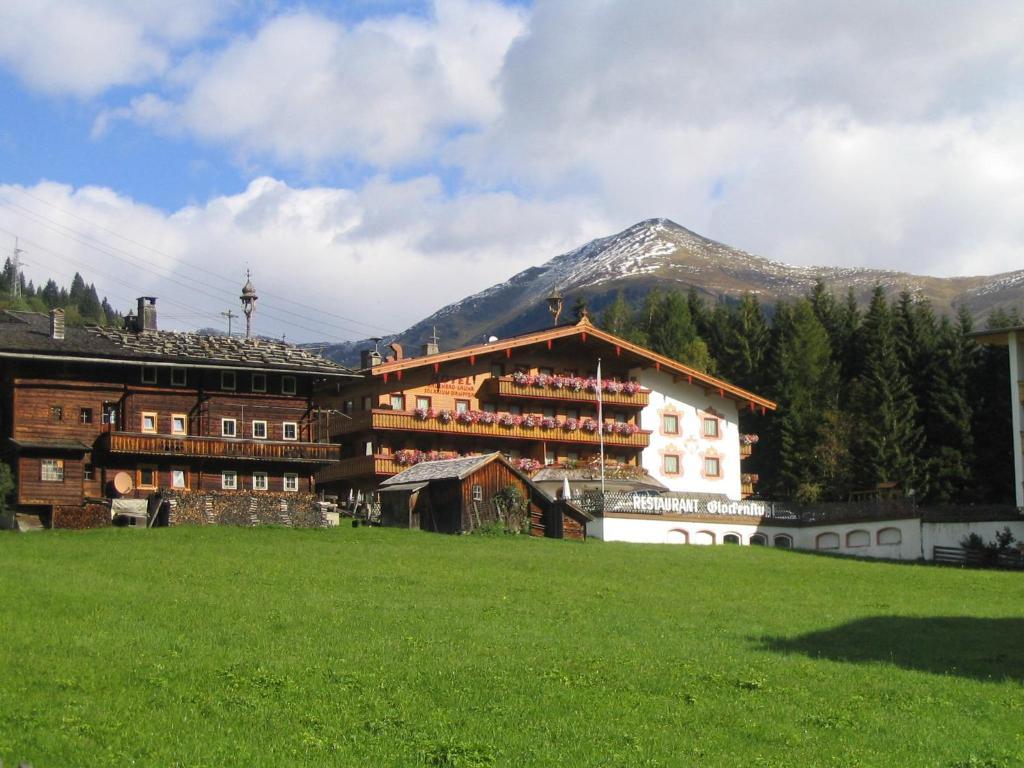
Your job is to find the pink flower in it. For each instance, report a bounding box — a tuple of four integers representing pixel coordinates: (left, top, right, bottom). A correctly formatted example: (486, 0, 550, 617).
(563, 418, 579, 432)
(438, 409, 454, 424)
(540, 417, 558, 430)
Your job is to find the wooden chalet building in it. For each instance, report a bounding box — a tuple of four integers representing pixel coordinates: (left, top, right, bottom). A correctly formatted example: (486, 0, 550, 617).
(317, 316, 776, 524)
(0, 299, 355, 525)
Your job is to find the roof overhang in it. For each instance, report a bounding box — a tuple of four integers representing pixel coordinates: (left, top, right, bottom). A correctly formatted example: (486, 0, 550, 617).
(970, 327, 1024, 346)
(365, 319, 777, 410)
(8, 437, 92, 453)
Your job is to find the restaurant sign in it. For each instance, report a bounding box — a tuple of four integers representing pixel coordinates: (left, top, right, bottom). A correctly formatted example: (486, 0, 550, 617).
(630, 493, 798, 521)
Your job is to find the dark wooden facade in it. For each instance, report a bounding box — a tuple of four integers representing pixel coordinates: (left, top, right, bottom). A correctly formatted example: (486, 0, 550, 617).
(0, 309, 352, 523)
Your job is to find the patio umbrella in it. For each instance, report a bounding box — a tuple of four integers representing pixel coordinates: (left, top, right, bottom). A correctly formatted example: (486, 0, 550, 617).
(562, 475, 572, 501)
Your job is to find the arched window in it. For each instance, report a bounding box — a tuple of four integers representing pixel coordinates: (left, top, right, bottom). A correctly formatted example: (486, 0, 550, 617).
(750, 533, 768, 546)
(693, 530, 716, 545)
(666, 529, 689, 544)
(846, 529, 870, 548)
(816, 532, 840, 550)
(877, 527, 902, 545)
(773, 534, 793, 549)
(723, 533, 741, 545)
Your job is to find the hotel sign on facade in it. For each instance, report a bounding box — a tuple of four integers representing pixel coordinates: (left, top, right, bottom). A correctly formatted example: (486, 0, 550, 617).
(628, 493, 798, 521)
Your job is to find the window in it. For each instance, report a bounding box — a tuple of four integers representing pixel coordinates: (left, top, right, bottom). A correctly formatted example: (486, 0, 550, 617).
(171, 414, 187, 435)
(750, 533, 768, 546)
(41, 459, 64, 482)
(171, 368, 187, 386)
(542, 406, 555, 418)
(509, 404, 522, 416)
(141, 366, 157, 384)
(455, 399, 470, 414)
(663, 455, 680, 475)
(416, 396, 431, 411)
(362, 396, 373, 411)
(538, 367, 554, 376)
(482, 402, 497, 413)
(251, 373, 267, 393)
(141, 412, 157, 433)
(221, 418, 237, 438)
(847, 530, 871, 548)
(221, 470, 237, 490)
(702, 416, 720, 438)
(490, 364, 504, 378)
(252, 420, 268, 439)
(83, 464, 94, 481)
(170, 469, 187, 489)
(614, 412, 627, 424)
(50, 405, 63, 422)
(472, 484, 483, 501)
(566, 451, 580, 462)
(138, 466, 157, 489)
(723, 533, 741, 545)
(565, 407, 579, 420)
(703, 457, 721, 478)
(281, 376, 297, 395)
(252, 472, 269, 491)
(662, 413, 679, 435)
(283, 473, 299, 492)
(79, 407, 93, 424)
(220, 371, 236, 391)
(365, 441, 374, 456)
(816, 532, 840, 550)
(773, 534, 793, 549)
(877, 527, 902, 545)
(390, 394, 405, 411)
(282, 422, 298, 441)
(544, 449, 555, 466)
(102, 402, 117, 425)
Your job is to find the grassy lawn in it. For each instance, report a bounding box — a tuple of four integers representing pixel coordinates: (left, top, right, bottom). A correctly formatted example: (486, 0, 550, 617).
(1, 526, 1022, 767)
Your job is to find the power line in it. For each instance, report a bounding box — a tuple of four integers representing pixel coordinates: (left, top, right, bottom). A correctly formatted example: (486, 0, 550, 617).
(0, 208, 367, 341)
(6, 187, 399, 335)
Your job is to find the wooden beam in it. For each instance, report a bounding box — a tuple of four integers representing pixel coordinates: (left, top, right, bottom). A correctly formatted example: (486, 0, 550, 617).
(469, 354, 476, 366)
(615, 345, 621, 357)
(547, 339, 552, 350)
(433, 362, 440, 374)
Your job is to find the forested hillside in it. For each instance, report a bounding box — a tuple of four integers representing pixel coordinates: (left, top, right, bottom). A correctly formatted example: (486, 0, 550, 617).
(0, 258, 120, 326)
(597, 283, 1018, 505)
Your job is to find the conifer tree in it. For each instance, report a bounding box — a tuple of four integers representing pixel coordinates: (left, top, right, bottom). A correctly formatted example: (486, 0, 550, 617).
(851, 287, 925, 492)
(710, 294, 769, 391)
(647, 290, 711, 371)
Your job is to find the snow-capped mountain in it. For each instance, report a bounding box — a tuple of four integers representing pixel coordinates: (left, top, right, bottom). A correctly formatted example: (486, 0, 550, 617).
(325, 218, 1024, 364)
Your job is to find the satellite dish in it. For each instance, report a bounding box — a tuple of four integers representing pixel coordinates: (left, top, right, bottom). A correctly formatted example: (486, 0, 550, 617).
(488, 336, 498, 343)
(111, 472, 134, 496)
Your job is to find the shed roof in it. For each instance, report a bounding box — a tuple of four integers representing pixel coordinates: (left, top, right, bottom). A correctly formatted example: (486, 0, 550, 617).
(380, 452, 507, 485)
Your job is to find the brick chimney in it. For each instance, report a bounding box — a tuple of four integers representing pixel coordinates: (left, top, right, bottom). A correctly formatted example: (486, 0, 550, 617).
(49, 308, 65, 340)
(136, 297, 157, 332)
(422, 326, 440, 356)
(360, 349, 382, 369)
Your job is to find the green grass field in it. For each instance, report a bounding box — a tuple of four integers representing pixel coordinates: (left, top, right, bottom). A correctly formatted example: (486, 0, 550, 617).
(1, 527, 1022, 767)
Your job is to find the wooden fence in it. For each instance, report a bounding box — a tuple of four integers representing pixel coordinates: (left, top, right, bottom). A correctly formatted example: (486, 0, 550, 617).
(933, 546, 1024, 569)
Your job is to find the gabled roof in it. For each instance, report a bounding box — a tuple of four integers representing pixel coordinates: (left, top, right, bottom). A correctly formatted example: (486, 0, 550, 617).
(367, 316, 776, 410)
(380, 452, 509, 485)
(0, 311, 355, 376)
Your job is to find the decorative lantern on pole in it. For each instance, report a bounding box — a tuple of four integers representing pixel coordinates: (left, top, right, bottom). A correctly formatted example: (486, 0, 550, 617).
(546, 289, 564, 326)
(240, 270, 258, 338)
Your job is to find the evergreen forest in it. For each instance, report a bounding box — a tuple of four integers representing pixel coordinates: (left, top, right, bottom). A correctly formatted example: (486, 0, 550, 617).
(0, 257, 119, 326)
(598, 284, 1020, 505)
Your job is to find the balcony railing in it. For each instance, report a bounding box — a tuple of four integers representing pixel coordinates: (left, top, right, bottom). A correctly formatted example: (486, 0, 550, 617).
(333, 409, 650, 448)
(317, 454, 404, 482)
(99, 431, 341, 464)
(485, 377, 649, 407)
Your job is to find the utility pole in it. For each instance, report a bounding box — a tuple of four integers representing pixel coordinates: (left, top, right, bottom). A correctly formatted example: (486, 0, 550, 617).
(11, 237, 23, 299)
(221, 309, 237, 336)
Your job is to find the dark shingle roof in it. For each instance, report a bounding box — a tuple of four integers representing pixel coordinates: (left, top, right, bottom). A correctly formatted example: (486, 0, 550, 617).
(0, 311, 355, 375)
(380, 453, 504, 485)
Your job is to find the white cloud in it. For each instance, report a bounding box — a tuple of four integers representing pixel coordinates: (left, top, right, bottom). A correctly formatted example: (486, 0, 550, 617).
(0, 1, 230, 97)
(0, 177, 603, 341)
(99, 0, 526, 167)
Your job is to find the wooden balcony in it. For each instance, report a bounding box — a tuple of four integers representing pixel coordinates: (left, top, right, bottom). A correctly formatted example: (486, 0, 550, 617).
(317, 454, 403, 483)
(333, 409, 650, 448)
(485, 377, 649, 407)
(99, 431, 341, 464)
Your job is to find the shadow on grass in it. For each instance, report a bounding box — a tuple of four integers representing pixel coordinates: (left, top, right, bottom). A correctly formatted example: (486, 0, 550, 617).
(762, 617, 1024, 683)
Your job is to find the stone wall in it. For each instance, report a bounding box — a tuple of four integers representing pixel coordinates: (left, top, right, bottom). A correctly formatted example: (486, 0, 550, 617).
(161, 490, 326, 528)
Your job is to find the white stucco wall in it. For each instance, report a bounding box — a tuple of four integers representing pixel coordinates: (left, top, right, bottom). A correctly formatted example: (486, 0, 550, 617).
(634, 368, 743, 500)
(589, 515, 921, 560)
(921, 520, 1024, 554)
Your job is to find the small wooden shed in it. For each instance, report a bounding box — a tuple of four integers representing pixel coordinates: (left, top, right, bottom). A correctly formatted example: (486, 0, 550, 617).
(378, 453, 588, 539)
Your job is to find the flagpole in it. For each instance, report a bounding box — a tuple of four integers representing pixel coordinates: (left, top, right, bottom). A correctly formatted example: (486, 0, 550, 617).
(597, 358, 605, 499)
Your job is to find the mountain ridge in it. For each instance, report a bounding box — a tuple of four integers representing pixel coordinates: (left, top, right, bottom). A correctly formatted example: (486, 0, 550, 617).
(323, 218, 1024, 365)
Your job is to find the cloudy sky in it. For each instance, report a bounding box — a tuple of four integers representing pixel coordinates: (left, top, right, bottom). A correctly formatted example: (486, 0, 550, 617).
(0, 0, 1022, 342)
